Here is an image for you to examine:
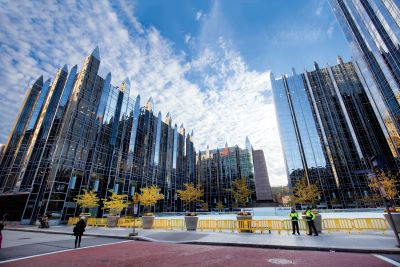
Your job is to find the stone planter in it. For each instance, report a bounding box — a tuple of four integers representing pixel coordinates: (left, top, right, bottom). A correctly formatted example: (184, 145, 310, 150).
(142, 215, 155, 229)
(107, 216, 120, 228)
(236, 215, 253, 233)
(384, 213, 400, 233)
(302, 213, 322, 233)
(184, 216, 199, 231)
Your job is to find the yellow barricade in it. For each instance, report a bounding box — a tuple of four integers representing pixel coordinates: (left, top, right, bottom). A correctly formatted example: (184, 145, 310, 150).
(67, 217, 79, 225)
(352, 218, 389, 234)
(217, 220, 236, 232)
(198, 220, 218, 231)
(118, 218, 133, 228)
(251, 220, 272, 234)
(170, 219, 185, 229)
(96, 218, 108, 227)
(153, 219, 171, 229)
(87, 217, 97, 226)
(322, 218, 353, 234)
(236, 220, 253, 232)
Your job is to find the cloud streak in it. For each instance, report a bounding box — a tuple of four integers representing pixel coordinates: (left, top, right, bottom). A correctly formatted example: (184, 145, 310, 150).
(0, 0, 287, 186)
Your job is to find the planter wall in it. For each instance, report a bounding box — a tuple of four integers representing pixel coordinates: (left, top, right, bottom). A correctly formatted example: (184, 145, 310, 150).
(184, 216, 199, 231)
(384, 213, 400, 233)
(142, 216, 155, 229)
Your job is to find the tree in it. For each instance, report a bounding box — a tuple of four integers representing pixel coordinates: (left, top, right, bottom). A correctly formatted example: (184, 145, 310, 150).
(216, 201, 225, 212)
(369, 171, 398, 205)
(227, 177, 252, 208)
(102, 190, 129, 216)
(200, 202, 209, 211)
(291, 178, 319, 208)
(177, 183, 204, 212)
(74, 189, 99, 213)
(138, 186, 164, 213)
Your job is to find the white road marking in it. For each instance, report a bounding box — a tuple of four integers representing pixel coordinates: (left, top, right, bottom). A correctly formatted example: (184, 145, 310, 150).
(0, 240, 132, 265)
(373, 254, 400, 267)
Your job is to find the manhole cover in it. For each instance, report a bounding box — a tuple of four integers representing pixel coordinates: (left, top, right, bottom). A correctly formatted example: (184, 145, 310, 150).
(268, 258, 293, 265)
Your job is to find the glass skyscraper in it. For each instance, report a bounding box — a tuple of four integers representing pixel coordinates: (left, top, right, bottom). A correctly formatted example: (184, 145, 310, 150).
(196, 140, 257, 210)
(330, 0, 400, 163)
(272, 58, 395, 208)
(0, 48, 196, 223)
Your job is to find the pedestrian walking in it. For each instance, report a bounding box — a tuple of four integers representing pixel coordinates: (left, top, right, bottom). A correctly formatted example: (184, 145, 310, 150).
(305, 207, 318, 236)
(289, 207, 300, 235)
(73, 217, 86, 248)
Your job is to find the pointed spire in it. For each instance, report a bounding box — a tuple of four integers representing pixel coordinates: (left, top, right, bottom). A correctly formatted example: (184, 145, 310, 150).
(245, 136, 251, 151)
(145, 96, 154, 111)
(61, 64, 68, 72)
(105, 72, 112, 80)
(225, 141, 228, 147)
(165, 112, 172, 124)
(70, 65, 78, 74)
(119, 78, 130, 93)
(179, 123, 185, 135)
(134, 94, 141, 109)
(158, 111, 162, 118)
(191, 130, 194, 136)
(34, 75, 44, 86)
(91, 46, 100, 60)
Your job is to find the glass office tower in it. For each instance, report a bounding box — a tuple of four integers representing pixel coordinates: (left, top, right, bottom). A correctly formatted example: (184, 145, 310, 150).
(272, 58, 394, 208)
(196, 141, 256, 210)
(330, 0, 400, 162)
(0, 48, 196, 223)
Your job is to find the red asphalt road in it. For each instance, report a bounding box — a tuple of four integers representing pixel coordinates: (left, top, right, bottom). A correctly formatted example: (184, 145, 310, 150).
(1, 241, 393, 267)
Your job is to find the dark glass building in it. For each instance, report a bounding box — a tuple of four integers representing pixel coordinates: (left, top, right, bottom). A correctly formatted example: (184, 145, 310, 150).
(272, 58, 395, 208)
(0, 48, 196, 223)
(196, 139, 257, 210)
(330, 0, 400, 164)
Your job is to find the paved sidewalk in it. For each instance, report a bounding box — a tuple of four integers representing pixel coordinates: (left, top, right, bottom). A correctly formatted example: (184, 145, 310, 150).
(5, 224, 400, 254)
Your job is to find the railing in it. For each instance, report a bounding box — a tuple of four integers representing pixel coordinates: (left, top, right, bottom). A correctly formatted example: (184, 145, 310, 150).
(66, 217, 390, 233)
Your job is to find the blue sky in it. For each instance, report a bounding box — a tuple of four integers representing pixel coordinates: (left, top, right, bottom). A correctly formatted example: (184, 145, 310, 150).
(0, 0, 351, 186)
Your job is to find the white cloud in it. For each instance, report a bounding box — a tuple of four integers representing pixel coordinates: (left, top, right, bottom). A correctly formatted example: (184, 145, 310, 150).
(0, 0, 287, 186)
(196, 10, 204, 21)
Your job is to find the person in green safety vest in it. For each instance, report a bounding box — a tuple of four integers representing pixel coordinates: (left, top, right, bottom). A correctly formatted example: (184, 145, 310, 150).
(289, 207, 300, 235)
(305, 207, 318, 236)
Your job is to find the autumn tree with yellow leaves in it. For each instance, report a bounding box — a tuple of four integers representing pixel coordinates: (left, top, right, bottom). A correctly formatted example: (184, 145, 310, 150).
(74, 189, 99, 213)
(369, 171, 398, 206)
(291, 178, 319, 208)
(227, 177, 252, 208)
(177, 183, 204, 212)
(216, 201, 225, 212)
(102, 190, 129, 216)
(138, 186, 164, 213)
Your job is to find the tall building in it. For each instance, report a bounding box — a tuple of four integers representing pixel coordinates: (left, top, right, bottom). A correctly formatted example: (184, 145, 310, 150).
(252, 149, 273, 202)
(330, 0, 400, 164)
(196, 140, 257, 210)
(272, 58, 394, 208)
(0, 48, 196, 223)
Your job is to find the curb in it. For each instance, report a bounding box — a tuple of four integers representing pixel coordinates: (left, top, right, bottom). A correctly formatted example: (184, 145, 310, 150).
(132, 235, 400, 254)
(5, 227, 131, 240)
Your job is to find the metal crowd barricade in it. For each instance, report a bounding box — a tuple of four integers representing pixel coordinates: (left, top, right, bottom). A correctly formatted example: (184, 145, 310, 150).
(352, 218, 389, 234)
(96, 218, 108, 227)
(87, 217, 97, 226)
(251, 220, 272, 234)
(153, 219, 171, 229)
(118, 218, 133, 228)
(322, 218, 353, 234)
(217, 220, 236, 232)
(198, 220, 218, 231)
(67, 217, 79, 225)
(236, 220, 253, 233)
(170, 219, 185, 229)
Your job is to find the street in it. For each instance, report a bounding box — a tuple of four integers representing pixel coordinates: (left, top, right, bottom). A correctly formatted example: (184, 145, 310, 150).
(0, 230, 399, 266)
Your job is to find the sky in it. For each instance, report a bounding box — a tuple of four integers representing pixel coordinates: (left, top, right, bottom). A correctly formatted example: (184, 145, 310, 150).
(0, 0, 352, 186)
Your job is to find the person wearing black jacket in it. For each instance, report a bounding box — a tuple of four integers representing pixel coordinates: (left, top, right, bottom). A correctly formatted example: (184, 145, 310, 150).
(73, 218, 86, 248)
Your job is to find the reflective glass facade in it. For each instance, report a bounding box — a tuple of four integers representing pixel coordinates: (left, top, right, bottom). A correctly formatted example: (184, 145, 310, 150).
(273, 59, 395, 208)
(196, 142, 256, 210)
(330, 0, 400, 162)
(0, 49, 196, 223)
